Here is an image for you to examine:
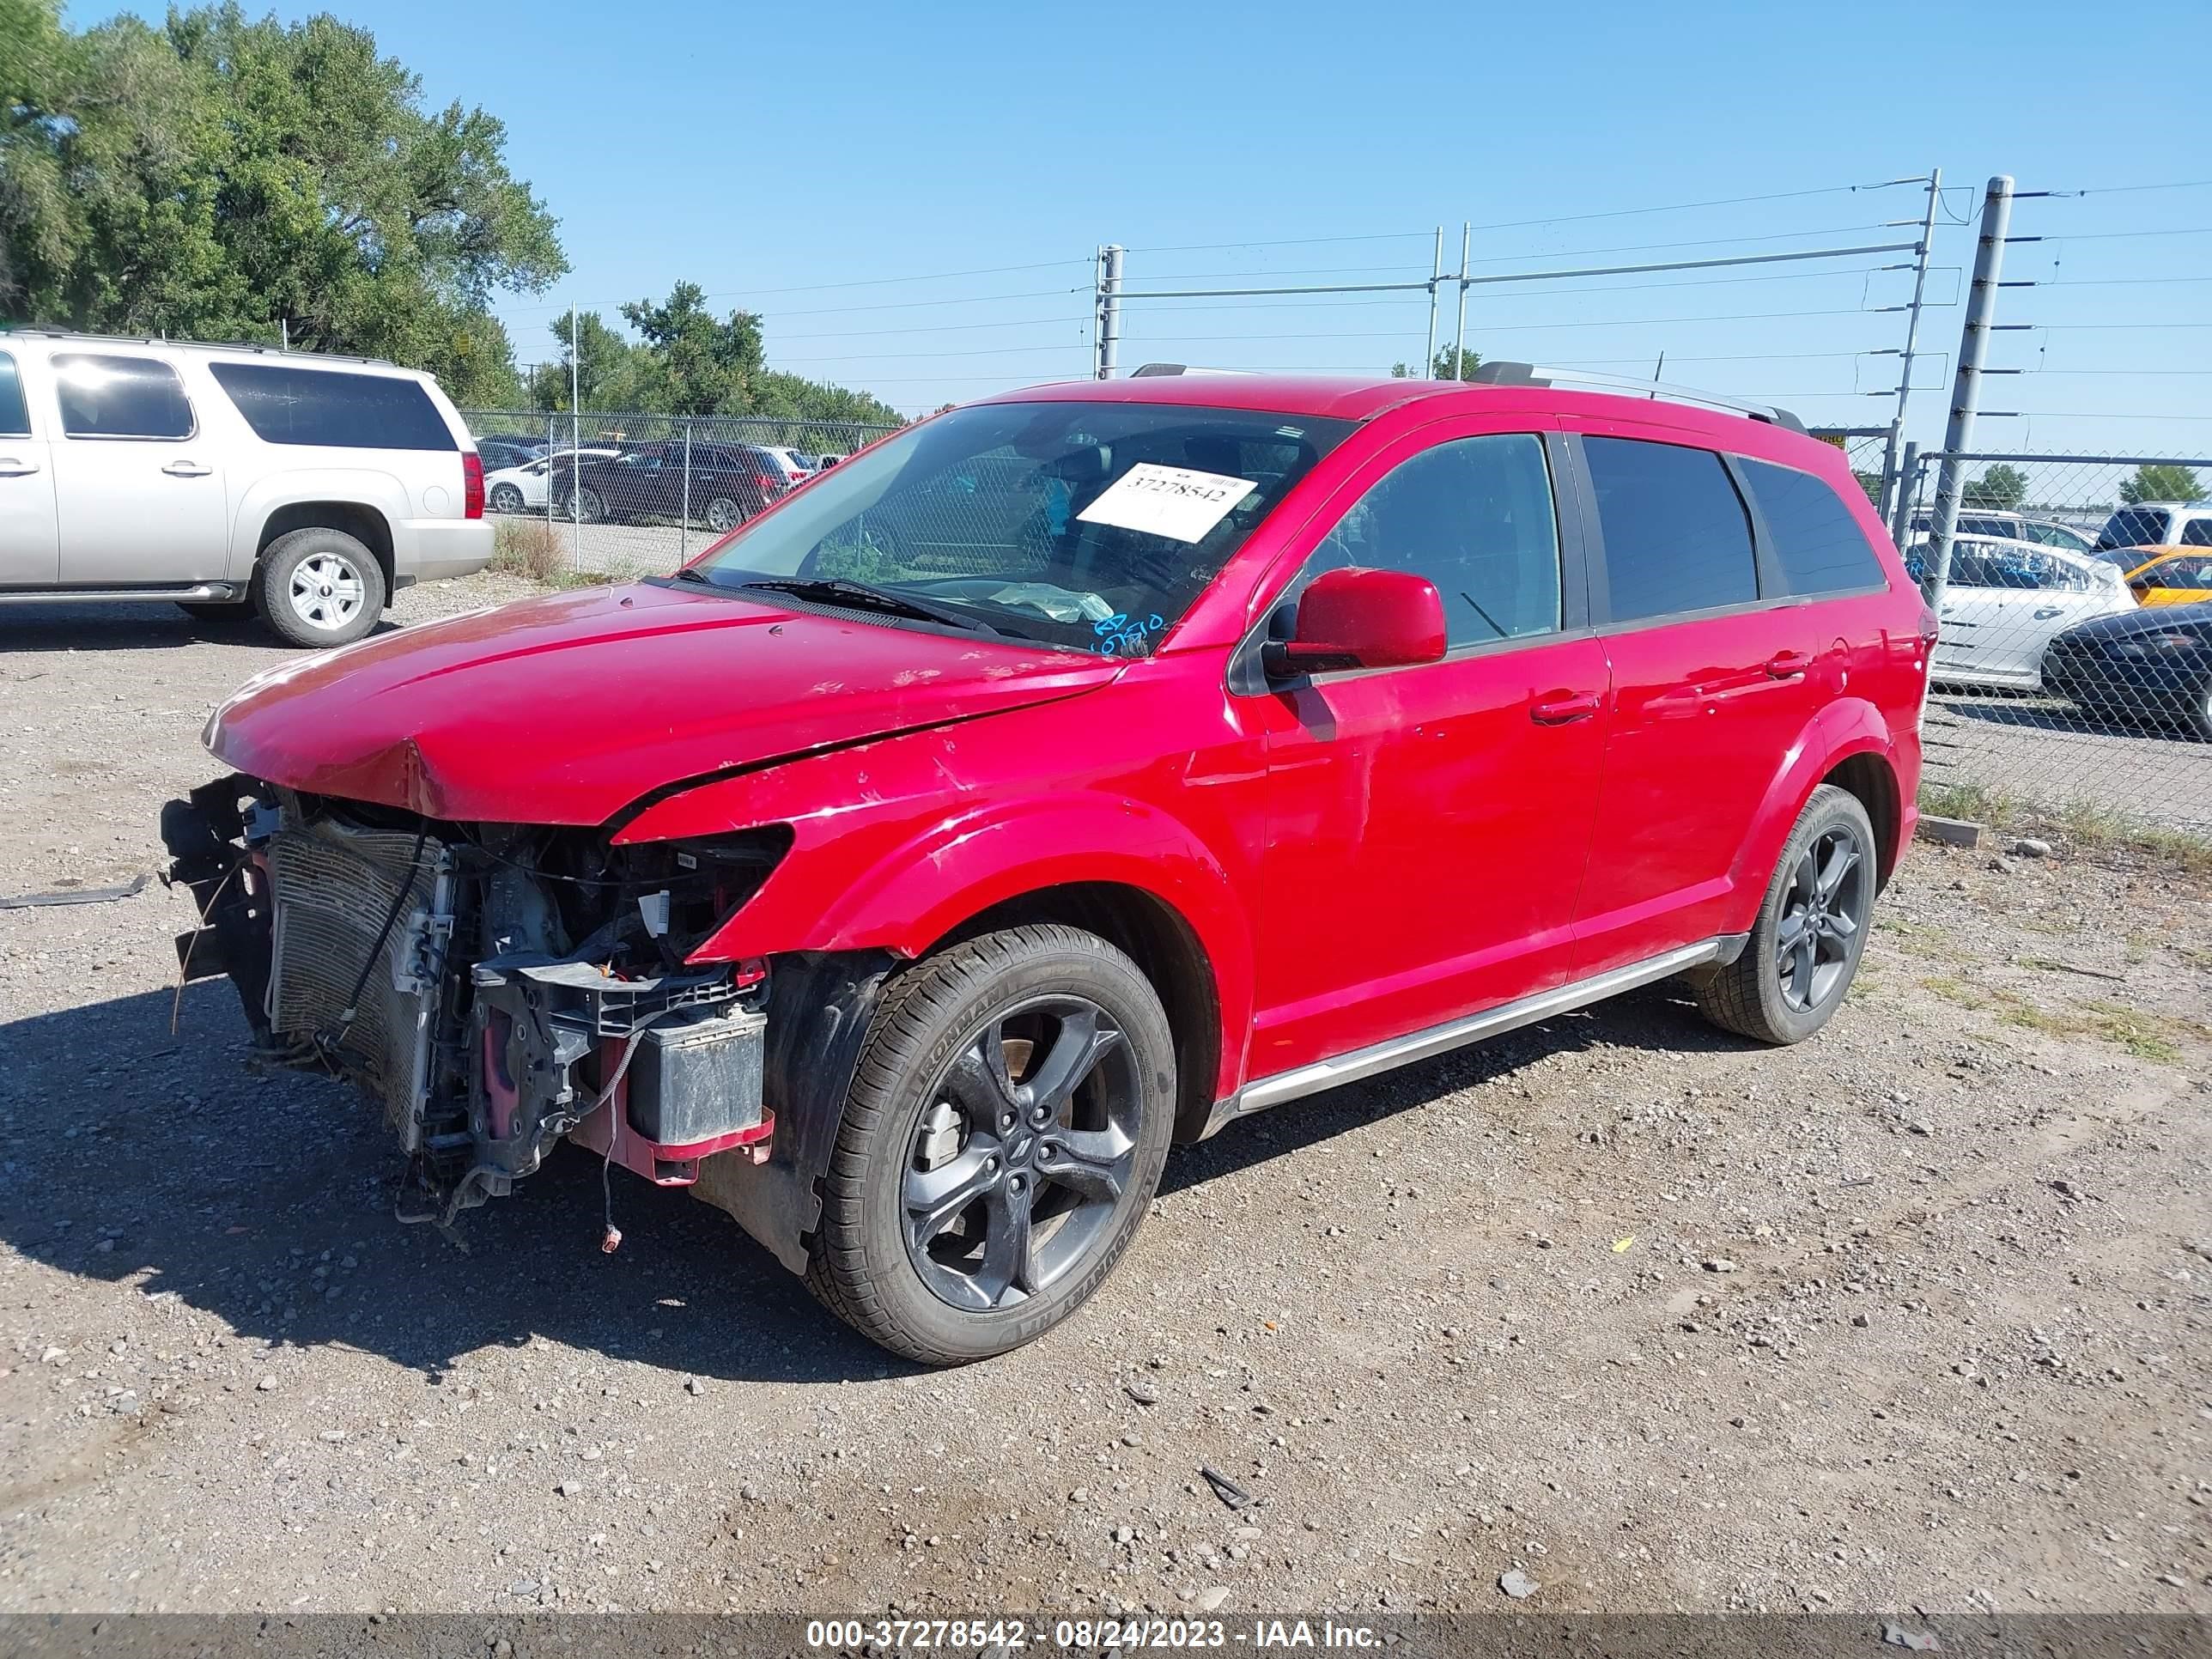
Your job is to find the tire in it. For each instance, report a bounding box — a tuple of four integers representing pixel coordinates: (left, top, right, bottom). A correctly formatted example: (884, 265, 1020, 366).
(806, 924, 1176, 1365)
(574, 487, 607, 524)
(489, 483, 525, 514)
(703, 495, 744, 534)
(2191, 673, 2212, 742)
(253, 526, 387, 648)
(1694, 784, 1877, 1046)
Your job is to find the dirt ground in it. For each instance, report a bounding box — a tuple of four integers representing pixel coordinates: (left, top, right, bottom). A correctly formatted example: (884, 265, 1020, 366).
(1, 578, 2209, 1620)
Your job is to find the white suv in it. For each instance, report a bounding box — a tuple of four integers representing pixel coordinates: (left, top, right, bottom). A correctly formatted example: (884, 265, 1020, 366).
(0, 331, 492, 646)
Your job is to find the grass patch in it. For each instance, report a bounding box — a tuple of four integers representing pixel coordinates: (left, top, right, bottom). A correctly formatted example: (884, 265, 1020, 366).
(1923, 971, 2202, 1063)
(1917, 782, 2212, 878)
(490, 518, 567, 582)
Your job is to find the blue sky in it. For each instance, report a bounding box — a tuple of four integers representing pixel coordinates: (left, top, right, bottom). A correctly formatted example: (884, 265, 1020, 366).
(85, 0, 2212, 459)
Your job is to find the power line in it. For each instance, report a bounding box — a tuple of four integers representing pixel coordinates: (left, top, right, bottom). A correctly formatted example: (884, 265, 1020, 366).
(1121, 177, 1927, 256)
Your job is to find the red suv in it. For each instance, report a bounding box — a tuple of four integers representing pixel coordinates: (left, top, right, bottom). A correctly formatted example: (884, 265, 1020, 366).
(163, 365, 1930, 1364)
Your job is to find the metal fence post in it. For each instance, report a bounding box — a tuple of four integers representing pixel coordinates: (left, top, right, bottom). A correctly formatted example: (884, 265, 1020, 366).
(544, 410, 556, 541)
(1094, 246, 1124, 379)
(1889, 440, 1920, 550)
(681, 419, 692, 562)
(1451, 222, 1471, 377)
(568, 305, 582, 571)
(1923, 175, 2014, 622)
(1879, 167, 1942, 524)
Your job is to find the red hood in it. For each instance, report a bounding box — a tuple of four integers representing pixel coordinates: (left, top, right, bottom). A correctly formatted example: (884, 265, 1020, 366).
(206, 583, 1121, 824)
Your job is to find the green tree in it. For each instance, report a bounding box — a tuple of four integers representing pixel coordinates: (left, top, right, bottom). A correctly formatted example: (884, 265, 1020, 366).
(1963, 463, 2029, 511)
(2118, 463, 2202, 505)
(2, 3, 562, 403)
(1390, 344, 1482, 380)
(618, 282, 763, 415)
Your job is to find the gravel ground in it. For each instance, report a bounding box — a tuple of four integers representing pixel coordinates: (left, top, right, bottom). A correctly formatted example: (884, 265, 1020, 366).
(2, 576, 2209, 1620)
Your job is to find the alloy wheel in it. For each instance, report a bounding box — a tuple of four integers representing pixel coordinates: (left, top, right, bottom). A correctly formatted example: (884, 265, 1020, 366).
(706, 497, 742, 533)
(902, 996, 1140, 1313)
(288, 551, 368, 635)
(1774, 826, 1868, 1012)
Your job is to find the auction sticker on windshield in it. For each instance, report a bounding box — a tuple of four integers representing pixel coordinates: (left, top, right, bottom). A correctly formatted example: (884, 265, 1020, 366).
(1077, 463, 1258, 543)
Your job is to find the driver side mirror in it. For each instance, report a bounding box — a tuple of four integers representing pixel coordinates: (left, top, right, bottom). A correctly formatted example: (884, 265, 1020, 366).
(1265, 566, 1448, 678)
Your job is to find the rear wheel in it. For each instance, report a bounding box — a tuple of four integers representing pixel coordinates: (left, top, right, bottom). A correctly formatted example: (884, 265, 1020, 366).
(806, 925, 1176, 1364)
(253, 526, 386, 648)
(1694, 785, 1875, 1045)
(704, 495, 744, 533)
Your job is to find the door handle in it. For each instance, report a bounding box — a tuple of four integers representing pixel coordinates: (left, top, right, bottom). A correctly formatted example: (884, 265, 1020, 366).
(1530, 690, 1601, 726)
(161, 459, 212, 477)
(0, 458, 39, 477)
(2033, 606, 2063, 620)
(1763, 651, 1810, 680)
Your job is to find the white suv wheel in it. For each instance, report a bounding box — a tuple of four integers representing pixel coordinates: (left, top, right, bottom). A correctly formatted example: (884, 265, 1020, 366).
(289, 551, 368, 632)
(255, 526, 388, 647)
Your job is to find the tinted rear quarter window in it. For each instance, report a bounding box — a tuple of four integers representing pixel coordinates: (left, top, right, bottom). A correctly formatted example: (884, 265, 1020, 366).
(1738, 458, 1886, 596)
(0, 352, 28, 436)
(208, 362, 454, 450)
(1584, 436, 1758, 623)
(2099, 508, 2171, 550)
(54, 354, 195, 439)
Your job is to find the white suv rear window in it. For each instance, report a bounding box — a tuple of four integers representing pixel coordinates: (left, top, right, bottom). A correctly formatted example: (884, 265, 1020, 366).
(209, 362, 454, 451)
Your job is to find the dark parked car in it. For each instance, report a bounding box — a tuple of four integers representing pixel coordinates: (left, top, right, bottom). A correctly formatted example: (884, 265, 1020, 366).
(550, 441, 793, 531)
(2043, 599, 2212, 738)
(476, 437, 545, 473)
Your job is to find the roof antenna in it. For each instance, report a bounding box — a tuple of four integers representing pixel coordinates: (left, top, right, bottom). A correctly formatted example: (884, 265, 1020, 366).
(1651, 351, 1664, 399)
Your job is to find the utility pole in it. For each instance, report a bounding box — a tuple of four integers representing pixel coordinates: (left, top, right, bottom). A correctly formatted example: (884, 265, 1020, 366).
(1424, 228, 1442, 379)
(1451, 222, 1471, 378)
(1922, 176, 2014, 622)
(1094, 246, 1124, 379)
(1878, 167, 1942, 523)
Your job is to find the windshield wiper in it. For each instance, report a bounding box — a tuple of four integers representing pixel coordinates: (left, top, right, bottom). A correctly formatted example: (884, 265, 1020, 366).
(734, 576, 1006, 636)
(672, 566, 714, 584)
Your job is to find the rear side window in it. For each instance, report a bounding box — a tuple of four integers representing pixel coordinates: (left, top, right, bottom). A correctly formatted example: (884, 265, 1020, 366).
(1584, 436, 1758, 623)
(2182, 519, 2212, 548)
(207, 362, 455, 450)
(2098, 508, 2170, 550)
(54, 353, 195, 439)
(1311, 433, 1561, 647)
(0, 352, 28, 436)
(1738, 459, 1887, 596)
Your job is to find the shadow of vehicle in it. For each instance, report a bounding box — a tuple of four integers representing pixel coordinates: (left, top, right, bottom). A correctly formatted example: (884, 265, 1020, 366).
(0, 975, 1751, 1384)
(0, 604, 404, 655)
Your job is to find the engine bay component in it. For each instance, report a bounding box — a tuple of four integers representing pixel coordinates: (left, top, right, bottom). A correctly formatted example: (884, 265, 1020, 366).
(162, 775, 782, 1228)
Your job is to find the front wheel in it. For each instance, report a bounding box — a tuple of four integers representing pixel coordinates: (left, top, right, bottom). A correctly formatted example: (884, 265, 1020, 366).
(1694, 784, 1876, 1045)
(489, 482, 525, 514)
(806, 925, 1176, 1364)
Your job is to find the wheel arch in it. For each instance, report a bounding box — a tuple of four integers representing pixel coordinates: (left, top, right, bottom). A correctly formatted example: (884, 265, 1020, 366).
(931, 880, 1224, 1146)
(1729, 699, 1905, 928)
(252, 501, 396, 595)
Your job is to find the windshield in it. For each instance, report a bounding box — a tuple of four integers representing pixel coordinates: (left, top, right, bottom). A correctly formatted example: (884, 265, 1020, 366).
(682, 399, 1353, 655)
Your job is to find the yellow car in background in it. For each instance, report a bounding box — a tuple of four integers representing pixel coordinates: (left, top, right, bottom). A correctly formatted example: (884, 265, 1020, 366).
(2123, 549, 2212, 607)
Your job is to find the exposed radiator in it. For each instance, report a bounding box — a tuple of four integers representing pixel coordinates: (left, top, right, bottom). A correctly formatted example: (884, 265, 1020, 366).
(266, 817, 456, 1146)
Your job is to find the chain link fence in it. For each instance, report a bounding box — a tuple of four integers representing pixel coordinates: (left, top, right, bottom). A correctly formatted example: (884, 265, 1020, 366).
(459, 409, 902, 579)
(1899, 452, 2211, 838)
